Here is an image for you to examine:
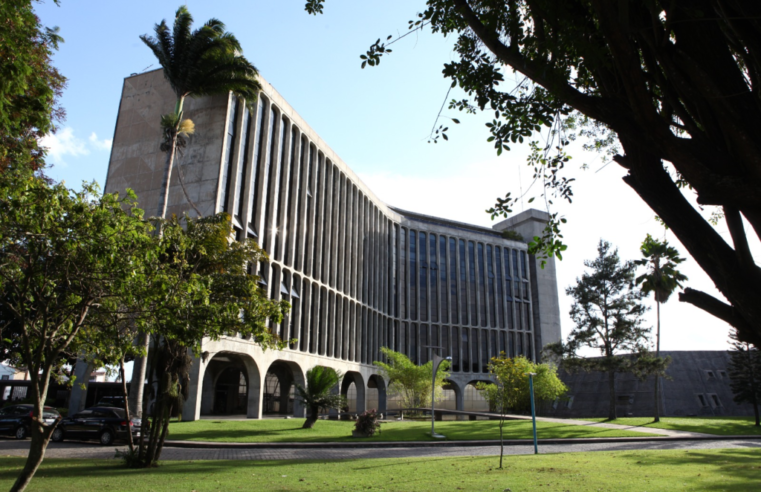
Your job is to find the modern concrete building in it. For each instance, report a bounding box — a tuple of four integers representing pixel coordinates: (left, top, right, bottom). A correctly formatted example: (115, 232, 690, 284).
(103, 69, 562, 420)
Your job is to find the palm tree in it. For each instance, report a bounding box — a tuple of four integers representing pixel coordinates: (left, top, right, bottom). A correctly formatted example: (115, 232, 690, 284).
(140, 6, 262, 219)
(295, 366, 345, 429)
(635, 234, 688, 422)
(130, 6, 262, 421)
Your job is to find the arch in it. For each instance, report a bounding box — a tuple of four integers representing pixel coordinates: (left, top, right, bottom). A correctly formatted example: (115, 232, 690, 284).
(341, 371, 365, 416)
(263, 359, 306, 418)
(367, 374, 387, 415)
(439, 378, 461, 412)
(199, 352, 262, 419)
(464, 379, 494, 415)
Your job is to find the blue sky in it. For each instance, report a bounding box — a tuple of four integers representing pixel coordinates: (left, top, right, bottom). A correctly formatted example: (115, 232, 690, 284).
(34, 0, 751, 353)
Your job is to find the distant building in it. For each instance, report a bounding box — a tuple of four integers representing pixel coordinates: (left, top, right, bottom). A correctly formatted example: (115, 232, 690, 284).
(102, 69, 563, 420)
(546, 351, 755, 418)
(0, 364, 28, 381)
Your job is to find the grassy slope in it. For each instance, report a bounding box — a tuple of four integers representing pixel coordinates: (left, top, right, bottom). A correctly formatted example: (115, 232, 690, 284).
(582, 416, 761, 435)
(165, 418, 658, 442)
(1, 449, 759, 491)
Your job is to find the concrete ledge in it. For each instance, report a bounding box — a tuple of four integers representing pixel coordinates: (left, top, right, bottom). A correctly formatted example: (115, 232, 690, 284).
(163, 435, 761, 449)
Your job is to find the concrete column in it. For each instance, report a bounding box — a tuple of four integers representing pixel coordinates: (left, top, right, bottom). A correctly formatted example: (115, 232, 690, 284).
(182, 355, 206, 421)
(68, 359, 92, 415)
(454, 381, 466, 421)
(199, 368, 215, 416)
(245, 358, 263, 419)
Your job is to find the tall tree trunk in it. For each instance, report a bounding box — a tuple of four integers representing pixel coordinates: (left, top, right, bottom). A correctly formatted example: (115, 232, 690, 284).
(608, 369, 617, 420)
(156, 136, 178, 219)
(10, 370, 53, 492)
(654, 301, 661, 423)
(129, 333, 150, 419)
(753, 398, 759, 427)
(119, 357, 135, 453)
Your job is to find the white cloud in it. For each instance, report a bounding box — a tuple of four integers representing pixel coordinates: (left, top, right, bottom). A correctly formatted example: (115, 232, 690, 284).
(40, 127, 89, 167)
(89, 132, 112, 151)
(39, 127, 113, 167)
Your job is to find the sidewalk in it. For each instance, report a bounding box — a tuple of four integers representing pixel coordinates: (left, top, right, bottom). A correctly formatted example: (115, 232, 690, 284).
(502, 414, 715, 438)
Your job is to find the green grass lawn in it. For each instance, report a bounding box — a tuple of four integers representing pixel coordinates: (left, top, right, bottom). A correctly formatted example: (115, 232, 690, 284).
(582, 416, 761, 436)
(165, 418, 658, 442)
(1, 449, 759, 491)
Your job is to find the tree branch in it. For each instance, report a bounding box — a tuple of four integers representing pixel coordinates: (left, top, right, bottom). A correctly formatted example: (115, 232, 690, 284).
(679, 287, 760, 346)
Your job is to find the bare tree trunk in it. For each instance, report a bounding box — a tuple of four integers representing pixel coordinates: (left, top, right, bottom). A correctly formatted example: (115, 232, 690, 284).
(9, 422, 53, 492)
(119, 357, 134, 453)
(608, 369, 617, 420)
(129, 333, 149, 418)
(654, 301, 661, 423)
(174, 151, 202, 216)
(10, 372, 54, 492)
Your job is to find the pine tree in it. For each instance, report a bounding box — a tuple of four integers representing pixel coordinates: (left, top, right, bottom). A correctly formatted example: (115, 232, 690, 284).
(560, 239, 650, 420)
(727, 330, 761, 427)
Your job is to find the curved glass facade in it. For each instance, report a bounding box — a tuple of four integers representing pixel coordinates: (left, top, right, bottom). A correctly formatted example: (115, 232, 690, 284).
(216, 93, 538, 375)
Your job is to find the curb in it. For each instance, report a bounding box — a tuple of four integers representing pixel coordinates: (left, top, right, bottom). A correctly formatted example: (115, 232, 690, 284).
(164, 435, 761, 449)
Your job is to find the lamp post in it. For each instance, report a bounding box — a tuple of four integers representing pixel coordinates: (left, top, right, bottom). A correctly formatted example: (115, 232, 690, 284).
(526, 372, 538, 454)
(426, 345, 451, 439)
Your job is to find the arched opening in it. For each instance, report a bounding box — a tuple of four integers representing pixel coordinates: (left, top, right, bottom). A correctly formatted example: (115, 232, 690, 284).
(438, 379, 459, 411)
(200, 352, 260, 417)
(367, 374, 387, 414)
(341, 371, 365, 415)
(465, 379, 492, 413)
(263, 360, 306, 417)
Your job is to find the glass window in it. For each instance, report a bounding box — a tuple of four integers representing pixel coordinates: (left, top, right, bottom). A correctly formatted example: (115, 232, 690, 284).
(526, 334, 533, 361)
(220, 96, 238, 214)
(449, 238, 458, 323)
(234, 105, 253, 221)
(516, 331, 523, 357)
(400, 227, 407, 319)
(482, 330, 490, 372)
(461, 328, 469, 373)
(248, 99, 267, 234)
(400, 322, 408, 357)
(393, 224, 399, 317)
(499, 331, 506, 356)
(487, 245, 496, 327)
(432, 325, 440, 357)
(420, 324, 428, 364)
(411, 323, 418, 364)
(419, 232, 428, 321)
(451, 327, 460, 372)
(309, 285, 319, 354)
(459, 240, 468, 324)
(442, 326, 450, 359)
(490, 330, 497, 362)
(409, 230, 417, 320)
(430, 234, 438, 323)
(472, 329, 480, 372)
(468, 241, 477, 326)
(524, 303, 531, 330)
(521, 251, 528, 278)
(509, 331, 515, 358)
(495, 246, 504, 328)
(513, 250, 519, 282)
(439, 236, 448, 324)
(478, 243, 487, 327)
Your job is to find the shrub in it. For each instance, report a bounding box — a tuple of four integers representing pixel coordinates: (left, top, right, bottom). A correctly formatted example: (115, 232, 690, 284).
(354, 409, 381, 437)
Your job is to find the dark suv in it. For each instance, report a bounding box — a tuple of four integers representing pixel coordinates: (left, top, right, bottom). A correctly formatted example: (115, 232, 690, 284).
(52, 406, 140, 445)
(0, 404, 61, 439)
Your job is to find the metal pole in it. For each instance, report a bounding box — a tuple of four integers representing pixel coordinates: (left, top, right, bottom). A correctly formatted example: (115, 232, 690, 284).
(528, 372, 538, 454)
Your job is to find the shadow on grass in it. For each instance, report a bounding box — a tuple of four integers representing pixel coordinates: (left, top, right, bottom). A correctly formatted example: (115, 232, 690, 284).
(632, 448, 761, 491)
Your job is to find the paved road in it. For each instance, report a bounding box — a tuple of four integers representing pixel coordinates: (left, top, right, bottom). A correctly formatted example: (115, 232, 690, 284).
(1, 438, 759, 461)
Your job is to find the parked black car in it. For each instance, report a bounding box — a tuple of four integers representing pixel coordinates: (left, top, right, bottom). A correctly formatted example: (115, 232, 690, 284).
(52, 406, 140, 445)
(95, 396, 126, 408)
(0, 404, 61, 440)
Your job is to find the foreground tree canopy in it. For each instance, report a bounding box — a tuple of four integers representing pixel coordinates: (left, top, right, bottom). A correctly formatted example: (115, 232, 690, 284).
(306, 0, 761, 347)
